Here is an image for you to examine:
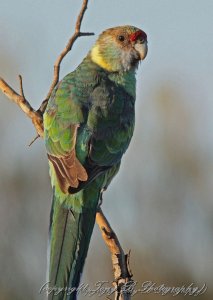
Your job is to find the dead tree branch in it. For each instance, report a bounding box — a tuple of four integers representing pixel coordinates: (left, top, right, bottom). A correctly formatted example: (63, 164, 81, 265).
(0, 77, 44, 137)
(96, 208, 134, 300)
(39, 0, 94, 114)
(0, 0, 93, 138)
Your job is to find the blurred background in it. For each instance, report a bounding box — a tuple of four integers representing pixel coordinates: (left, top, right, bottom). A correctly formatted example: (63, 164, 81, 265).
(0, 0, 213, 299)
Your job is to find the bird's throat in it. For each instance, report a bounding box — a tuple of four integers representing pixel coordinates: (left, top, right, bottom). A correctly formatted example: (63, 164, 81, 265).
(90, 45, 114, 72)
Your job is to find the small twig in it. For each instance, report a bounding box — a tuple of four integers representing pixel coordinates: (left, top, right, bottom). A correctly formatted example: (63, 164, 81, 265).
(0, 77, 44, 137)
(19, 74, 42, 145)
(39, 0, 94, 114)
(96, 208, 134, 300)
(19, 75, 25, 99)
(28, 134, 40, 147)
(0, 0, 93, 140)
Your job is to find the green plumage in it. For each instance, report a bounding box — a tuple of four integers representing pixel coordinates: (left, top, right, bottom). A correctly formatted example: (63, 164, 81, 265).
(45, 55, 135, 206)
(43, 25, 147, 300)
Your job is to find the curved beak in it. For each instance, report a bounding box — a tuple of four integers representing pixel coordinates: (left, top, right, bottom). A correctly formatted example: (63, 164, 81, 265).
(134, 40, 148, 60)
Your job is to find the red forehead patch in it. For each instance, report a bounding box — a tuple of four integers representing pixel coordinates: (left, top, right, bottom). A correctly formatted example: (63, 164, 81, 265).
(130, 30, 147, 42)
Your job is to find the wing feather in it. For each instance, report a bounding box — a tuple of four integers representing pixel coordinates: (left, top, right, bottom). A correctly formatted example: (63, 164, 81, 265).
(47, 125, 88, 193)
(44, 77, 88, 194)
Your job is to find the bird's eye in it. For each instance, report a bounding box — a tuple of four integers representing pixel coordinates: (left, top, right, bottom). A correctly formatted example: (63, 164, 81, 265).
(118, 35, 125, 42)
(139, 38, 146, 44)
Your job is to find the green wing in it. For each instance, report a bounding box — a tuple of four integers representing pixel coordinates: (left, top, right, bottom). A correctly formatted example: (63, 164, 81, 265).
(43, 75, 88, 194)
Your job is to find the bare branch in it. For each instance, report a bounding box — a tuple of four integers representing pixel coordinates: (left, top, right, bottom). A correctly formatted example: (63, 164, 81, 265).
(96, 208, 134, 300)
(0, 77, 43, 137)
(40, 0, 94, 113)
(0, 0, 93, 139)
(28, 134, 40, 147)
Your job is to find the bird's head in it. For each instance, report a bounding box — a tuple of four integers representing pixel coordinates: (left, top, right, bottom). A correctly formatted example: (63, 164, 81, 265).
(90, 25, 148, 73)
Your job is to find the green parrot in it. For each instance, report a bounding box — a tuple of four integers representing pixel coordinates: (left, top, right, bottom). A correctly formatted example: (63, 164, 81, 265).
(43, 25, 148, 299)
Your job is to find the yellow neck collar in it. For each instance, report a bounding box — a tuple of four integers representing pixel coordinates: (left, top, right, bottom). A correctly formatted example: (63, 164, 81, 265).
(90, 45, 114, 72)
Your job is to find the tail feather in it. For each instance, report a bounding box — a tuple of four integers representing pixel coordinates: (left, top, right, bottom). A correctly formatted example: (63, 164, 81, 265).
(47, 190, 97, 300)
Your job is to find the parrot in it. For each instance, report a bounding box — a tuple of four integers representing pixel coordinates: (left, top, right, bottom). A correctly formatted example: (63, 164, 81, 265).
(43, 25, 148, 300)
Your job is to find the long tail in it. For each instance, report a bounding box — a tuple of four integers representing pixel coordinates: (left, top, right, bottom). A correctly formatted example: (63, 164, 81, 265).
(47, 190, 97, 300)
